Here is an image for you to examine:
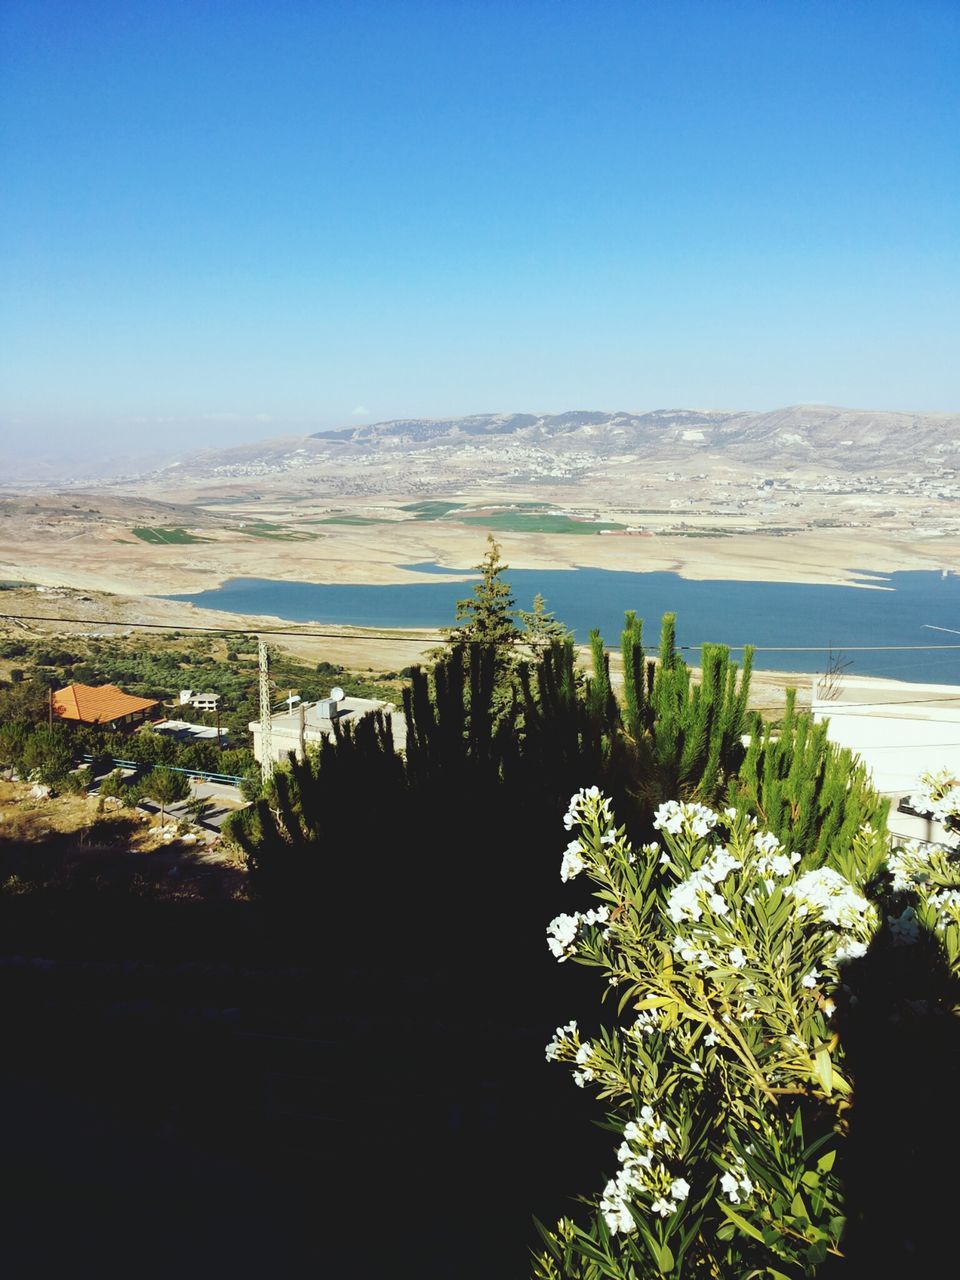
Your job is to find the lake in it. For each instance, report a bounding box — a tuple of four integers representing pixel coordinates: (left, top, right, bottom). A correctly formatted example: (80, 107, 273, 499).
(166, 566, 960, 684)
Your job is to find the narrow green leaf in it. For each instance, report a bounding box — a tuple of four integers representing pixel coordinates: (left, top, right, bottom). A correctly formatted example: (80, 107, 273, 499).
(814, 1047, 833, 1094)
(718, 1203, 765, 1243)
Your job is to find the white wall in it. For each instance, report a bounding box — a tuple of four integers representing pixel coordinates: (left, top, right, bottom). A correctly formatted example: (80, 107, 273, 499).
(813, 684, 960, 796)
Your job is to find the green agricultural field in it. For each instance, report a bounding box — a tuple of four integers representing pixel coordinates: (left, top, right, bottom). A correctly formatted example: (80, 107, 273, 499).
(401, 500, 467, 519)
(456, 513, 627, 534)
(132, 527, 211, 545)
(311, 515, 385, 526)
(229, 522, 319, 541)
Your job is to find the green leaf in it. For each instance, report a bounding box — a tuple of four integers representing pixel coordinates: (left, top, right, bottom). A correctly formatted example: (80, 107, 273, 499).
(658, 1241, 674, 1273)
(718, 1203, 765, 1243)
(817, 1148, 836, 1174)
(814, 1047, 833, 1094)
(790, 1192, 808, 1221)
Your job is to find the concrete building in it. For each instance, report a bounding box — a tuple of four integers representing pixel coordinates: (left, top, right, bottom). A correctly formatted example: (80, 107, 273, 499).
(151, 719, 228, 746)
(179, 689, 221, 712)
(249, 693, 406, 769)
(812, 677, 960, 842)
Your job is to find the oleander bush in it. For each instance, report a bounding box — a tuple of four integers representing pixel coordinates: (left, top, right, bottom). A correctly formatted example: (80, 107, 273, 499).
(533, 782, 955, 1278)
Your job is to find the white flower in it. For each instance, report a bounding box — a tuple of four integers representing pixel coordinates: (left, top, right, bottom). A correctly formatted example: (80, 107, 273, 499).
(889, 905, 921, 945)
(835, 937, 868, 962)
(574, 1041, 593, 1065)
(669, 1178, 690, 1201)
(653, 801, 685, 835)
(546, 912, 581, 961)
(801, 969, 820, 989)
(704, 1029, 718, 1047)
(630, 1008, 660, 1036)
(729, 946, 747, 968)
(651, 1197, 676, 1217)
(560, 840, 586, 882)
(720, 1171, 740, 1202)
(544, 1019, 577, 1060)
(788, 867, 875, 931)
(572, 1069, 594, 1087)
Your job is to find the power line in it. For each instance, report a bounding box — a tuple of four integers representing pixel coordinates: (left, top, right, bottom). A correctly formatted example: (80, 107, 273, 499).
(3, 610, 960, 654)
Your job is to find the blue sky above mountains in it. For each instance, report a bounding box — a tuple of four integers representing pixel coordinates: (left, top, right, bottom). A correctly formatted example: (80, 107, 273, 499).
(2, 0, 957, 455)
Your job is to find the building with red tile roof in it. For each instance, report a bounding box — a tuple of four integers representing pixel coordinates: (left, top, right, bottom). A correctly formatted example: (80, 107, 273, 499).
(52, 683, 160, 729)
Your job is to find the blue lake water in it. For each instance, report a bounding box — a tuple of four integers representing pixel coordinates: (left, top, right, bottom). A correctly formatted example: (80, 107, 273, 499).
(166, 566, 960, 684)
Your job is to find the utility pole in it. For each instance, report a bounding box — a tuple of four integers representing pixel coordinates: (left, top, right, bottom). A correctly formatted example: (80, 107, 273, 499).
(258, 637, 273, 784)
(215, 702, 222, 752)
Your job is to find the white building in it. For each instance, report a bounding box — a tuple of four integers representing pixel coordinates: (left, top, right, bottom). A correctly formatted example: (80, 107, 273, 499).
(812, 677, 960, 842)
(249, 693, 406, 768)
(152, 718, 227, 745)
(179, 689, 221, 712)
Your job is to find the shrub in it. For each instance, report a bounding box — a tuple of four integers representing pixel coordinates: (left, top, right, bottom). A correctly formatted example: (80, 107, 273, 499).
(534, 788, 888, 1277)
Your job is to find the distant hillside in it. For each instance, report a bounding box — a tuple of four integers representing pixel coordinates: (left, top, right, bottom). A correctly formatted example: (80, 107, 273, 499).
(309, 405, 960, 468)
(66, 404, 957, 492)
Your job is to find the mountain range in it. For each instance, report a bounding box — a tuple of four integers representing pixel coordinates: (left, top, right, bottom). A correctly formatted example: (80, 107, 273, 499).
(309, 404, 959, 467)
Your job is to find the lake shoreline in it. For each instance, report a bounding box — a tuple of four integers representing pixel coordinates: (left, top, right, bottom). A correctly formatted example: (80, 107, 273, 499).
(164, 567, 960, 685)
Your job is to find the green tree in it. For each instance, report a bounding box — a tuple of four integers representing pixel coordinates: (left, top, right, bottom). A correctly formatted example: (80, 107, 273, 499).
(21, 727, 73, 787)
(446, 535, 520, 656)
(518, 593, 572, 649)
(147, 766, 190, 827)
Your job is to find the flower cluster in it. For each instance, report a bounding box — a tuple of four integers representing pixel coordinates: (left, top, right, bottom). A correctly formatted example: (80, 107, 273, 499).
(908, 768, 960, 839)
(886, 838, 960, 945)
(720, 1159, 754, 1205)
(787, 867, 876, 933)
(546, 906, 611, 962)
(665, 846, 742, 924)
(544, 1019, 579, 1062)
(600, 1105, 691, 1233)
(653, 800, 719, 839)
(564, 785, 612, 832)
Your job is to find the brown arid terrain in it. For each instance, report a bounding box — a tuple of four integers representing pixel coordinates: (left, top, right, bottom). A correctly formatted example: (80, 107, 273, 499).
(0, 778, 245, 898)
(2, 404, 957, 681)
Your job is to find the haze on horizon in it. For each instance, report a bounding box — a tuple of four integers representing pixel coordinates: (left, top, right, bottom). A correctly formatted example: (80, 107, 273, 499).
(2, 0, 958, 461)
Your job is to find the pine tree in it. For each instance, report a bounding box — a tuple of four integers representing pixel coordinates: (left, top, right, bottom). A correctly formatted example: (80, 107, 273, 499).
(446, 535, 520, 654)
(518, 593, 572, 650)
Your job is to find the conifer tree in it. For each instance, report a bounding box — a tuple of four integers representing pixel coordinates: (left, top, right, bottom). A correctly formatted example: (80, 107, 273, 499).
(518, 593, 572, 650)
(446, 535, 520, 655)
(732, 687, 889, 863)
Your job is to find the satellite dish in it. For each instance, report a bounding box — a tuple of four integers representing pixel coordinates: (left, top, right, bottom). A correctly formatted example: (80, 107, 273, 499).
(330, 686, 345, 701)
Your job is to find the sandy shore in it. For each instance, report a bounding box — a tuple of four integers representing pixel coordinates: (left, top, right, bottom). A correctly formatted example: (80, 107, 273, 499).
(2, 523, 958, 598)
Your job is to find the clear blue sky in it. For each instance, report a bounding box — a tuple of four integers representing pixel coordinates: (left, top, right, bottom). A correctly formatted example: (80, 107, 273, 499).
(2, 0, 958, 456)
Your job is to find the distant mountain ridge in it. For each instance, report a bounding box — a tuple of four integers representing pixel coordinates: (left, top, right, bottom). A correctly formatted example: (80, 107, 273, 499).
(125, 403, 958, 491)
(308, 404, 959, 467)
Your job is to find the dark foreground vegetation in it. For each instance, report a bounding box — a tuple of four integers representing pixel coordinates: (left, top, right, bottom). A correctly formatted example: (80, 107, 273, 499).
(1, 546, 955, 1278)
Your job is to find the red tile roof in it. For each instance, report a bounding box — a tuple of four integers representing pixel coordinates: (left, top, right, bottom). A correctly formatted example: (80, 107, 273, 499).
(52, 683, 160, 725)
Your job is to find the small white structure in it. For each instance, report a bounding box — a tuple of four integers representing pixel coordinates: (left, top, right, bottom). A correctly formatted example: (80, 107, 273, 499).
(152, 718, 227, 744)
(179, 689, 221, 712)
(812, 677, 960, 841)
(249, 693, 406, 768)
